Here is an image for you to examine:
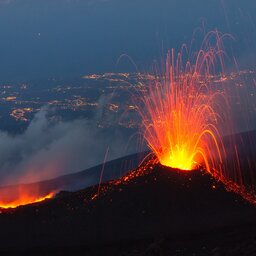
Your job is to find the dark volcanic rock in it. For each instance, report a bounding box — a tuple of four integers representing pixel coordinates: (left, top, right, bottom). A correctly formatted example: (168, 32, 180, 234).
(0, 152, 147, 204)
(0, 160, 255, 255)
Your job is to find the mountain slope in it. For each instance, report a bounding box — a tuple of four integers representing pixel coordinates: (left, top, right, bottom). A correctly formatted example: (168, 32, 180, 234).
(0, 160, 255, 255)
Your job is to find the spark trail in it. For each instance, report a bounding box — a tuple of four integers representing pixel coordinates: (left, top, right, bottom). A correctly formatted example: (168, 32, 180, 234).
(136, 31, 256, 205)
(138, 31, 228, 174)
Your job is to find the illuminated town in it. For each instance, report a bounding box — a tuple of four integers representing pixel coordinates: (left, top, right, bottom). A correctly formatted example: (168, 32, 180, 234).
(1, 70, 255, 134)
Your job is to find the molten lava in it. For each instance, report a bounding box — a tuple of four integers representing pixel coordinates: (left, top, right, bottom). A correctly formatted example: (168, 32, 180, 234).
(0, 192, 54, 209)
(135, 32, 256, 205)
(0, 184, 55, 209)
(138, 33, 226, 172)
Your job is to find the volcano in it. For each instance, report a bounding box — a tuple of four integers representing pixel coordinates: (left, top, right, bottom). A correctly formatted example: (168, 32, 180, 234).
(0, 153, 256, 255)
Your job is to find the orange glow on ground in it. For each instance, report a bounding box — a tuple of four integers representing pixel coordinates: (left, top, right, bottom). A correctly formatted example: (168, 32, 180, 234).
(0, 192, 54, 209)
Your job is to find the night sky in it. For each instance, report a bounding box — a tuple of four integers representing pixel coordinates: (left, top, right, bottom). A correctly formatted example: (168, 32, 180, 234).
(0, 0, 255, 81)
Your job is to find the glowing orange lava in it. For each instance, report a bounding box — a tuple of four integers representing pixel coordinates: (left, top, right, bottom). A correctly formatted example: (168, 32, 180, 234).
(0, 192, 54, 209)
(138, 32, 227, 173)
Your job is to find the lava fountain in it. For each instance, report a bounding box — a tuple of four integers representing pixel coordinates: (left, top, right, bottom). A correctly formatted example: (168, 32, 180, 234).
(137, 31, 229, 174)
(136, 31, 256, 204)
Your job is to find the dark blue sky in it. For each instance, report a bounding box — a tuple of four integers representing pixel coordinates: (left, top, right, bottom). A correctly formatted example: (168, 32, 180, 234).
(0, 0, 255, 82)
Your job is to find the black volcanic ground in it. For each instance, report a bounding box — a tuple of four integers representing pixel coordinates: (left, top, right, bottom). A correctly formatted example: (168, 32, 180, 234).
(0, 159, 256, 255)
(0, 152, 147, 205)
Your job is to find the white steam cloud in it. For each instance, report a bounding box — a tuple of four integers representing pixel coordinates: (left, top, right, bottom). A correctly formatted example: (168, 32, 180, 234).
(0, 107, 138, 186)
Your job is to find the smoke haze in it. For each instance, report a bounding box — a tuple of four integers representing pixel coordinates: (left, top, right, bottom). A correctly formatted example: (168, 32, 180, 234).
(0, 107, 139, 186)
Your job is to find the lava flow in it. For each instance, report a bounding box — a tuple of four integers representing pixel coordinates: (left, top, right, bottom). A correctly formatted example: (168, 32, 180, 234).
(0, 184, 55, 209)
(137, 31, 227, 173)
(0, 193, 54, 209)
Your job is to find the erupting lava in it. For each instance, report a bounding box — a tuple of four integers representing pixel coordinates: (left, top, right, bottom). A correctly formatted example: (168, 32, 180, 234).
(136, 31, 256, 205)
(137, 32, 227, 173)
